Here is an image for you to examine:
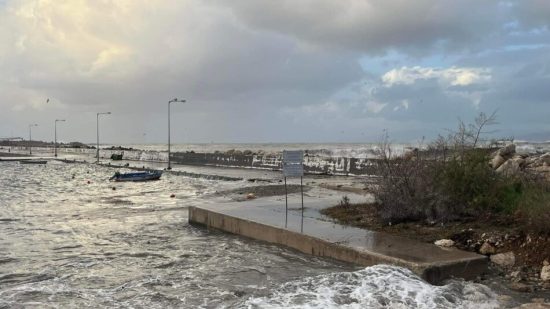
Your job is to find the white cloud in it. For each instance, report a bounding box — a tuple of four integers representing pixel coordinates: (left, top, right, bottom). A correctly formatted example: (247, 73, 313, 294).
(382, 66, 491, 87)
(365, 101, 387, 114)
(0, 1, 549, 142)
(393, 100, 409, 111)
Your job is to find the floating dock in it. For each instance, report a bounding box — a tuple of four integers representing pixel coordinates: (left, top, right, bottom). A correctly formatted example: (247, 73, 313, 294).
(189, 201, 487, 284)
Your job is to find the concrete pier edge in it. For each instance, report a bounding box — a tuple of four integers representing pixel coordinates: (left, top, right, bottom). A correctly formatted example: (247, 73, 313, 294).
(188, 205, 487, 285)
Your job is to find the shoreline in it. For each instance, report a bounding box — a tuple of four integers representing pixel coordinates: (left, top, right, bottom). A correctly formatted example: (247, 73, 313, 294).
(1, 147, 549, 306)
(321, 202, 550, 303)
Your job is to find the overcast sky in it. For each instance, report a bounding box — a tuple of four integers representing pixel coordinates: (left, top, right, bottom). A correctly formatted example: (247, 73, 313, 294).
(1, 0, 549, 144)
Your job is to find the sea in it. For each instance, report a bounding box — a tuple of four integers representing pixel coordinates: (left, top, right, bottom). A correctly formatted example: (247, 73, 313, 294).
(111, 141, 550, 158)
(2, 142, 546, 308)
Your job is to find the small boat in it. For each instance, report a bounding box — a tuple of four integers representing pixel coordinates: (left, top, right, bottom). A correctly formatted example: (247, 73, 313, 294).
(109, 170, 162, 182)
(110, 153, 123, 160)
(19, 160, 47, 164)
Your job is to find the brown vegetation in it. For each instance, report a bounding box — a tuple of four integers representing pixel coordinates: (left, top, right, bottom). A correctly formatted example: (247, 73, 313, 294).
(371, 112, 550, 233)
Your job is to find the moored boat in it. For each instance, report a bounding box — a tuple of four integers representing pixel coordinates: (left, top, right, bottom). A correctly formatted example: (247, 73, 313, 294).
(110, 153, 123, 160)
(109, 170, 162, 182)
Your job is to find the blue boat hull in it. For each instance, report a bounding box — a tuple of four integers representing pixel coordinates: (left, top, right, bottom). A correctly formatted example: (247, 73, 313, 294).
(110, 171, 162, 182)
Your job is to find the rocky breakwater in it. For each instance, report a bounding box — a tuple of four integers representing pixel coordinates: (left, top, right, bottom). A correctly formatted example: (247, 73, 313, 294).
(436, 143, 550, 299)
(170, 150, 380, 175)
(491, 144, 550, 180)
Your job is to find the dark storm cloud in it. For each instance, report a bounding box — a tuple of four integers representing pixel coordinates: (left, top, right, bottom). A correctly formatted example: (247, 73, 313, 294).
(1, 0, 550, 142)
(218, 0, 507, 54)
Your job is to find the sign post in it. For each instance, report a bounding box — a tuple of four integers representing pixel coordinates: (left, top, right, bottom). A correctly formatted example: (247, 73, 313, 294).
(282, 150, 304, 231)
(284, 176, 288, 227)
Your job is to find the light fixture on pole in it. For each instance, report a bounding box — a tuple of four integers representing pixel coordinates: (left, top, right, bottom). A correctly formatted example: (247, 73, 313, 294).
(28, 124, 38, 155)
(96, 112, 111, 163)
(54, 119, 66, 157)
(168, 98, 186, 170)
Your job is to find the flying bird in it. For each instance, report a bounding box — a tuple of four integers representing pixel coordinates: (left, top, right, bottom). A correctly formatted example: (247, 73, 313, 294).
(46, 98, 50, 103)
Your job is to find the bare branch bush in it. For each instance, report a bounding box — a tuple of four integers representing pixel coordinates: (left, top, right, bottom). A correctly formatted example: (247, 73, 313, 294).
(372, 112, 505, 224)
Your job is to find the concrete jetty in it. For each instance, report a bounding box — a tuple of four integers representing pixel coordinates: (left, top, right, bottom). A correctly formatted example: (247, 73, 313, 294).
(189, 201, 487, 284)
(0, 156, 53, 161)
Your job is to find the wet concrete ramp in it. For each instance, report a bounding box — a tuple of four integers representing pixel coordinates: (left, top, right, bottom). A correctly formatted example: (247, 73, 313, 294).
(188, 201, 487, 284)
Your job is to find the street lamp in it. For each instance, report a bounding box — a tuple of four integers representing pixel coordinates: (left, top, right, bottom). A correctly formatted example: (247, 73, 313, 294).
(96, 112, 111, 163)
(54, 119, 66, 157)
(28, 124, 38, 155)
(168, 98, 186, 169)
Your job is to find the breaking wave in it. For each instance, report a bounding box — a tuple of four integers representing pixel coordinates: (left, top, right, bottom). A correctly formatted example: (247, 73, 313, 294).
(242, 265, 500, 309)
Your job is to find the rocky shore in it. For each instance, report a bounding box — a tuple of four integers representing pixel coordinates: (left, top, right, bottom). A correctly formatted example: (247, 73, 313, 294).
(491, 143, 550, 180)
(320, 143, 550, 307)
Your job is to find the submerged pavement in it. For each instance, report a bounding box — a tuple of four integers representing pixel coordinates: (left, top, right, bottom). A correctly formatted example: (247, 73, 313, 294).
(189, 199, 488, 284)
(0, 149, 487, 283)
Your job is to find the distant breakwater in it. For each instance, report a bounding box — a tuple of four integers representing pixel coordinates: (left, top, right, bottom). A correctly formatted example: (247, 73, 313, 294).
(3, 146, 379, 175)
(170, 152, 378, 175)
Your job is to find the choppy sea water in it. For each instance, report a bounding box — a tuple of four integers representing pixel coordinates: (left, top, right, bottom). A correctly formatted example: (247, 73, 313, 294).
(105, 141, 550, 159)
(0, 161, 502, 308)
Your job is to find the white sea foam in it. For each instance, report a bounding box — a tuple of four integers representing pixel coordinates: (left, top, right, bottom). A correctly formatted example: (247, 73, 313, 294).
(241, 265, 500, 309)
(110, 143, 415, 159)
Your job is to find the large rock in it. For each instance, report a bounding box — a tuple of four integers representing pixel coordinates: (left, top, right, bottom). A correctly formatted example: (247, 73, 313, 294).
(509, 282, 532, 293)
(517, 303, 550, 309)
(525, 156, 539, 166)
(539, 153, 550, 165)
(497, 144, 516, 158)
(541, 265, 550, 281)
(512, 156, 526, 168)
(491, 154, 506, 169)
(491, 251, 515, 267)
(534, 166, 550, 173)
(479, 242, 496, 255)
(496, 159, 521, 176)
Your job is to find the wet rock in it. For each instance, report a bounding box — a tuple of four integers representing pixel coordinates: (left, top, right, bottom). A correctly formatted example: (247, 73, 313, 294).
(498, 294, 513, 303)
(534, 165, 550, 172)
(525, 156, 539, 167)
(434, 239, 455, 247)
(509, 282, 532, 293)
(246, 193, 256, 200)
(234, 290, 246, 297)
(539, 153, 550, 165)
(498, 144, 516, 158)
(510, 270, 522, 279)
(541, 265, 550, 281)
(516, 303, 550, 309)
(480, 242, 496, 255)
(491, 154, 506, 169)
(491, 252, 515, 267)
(512, 156, 526, 168)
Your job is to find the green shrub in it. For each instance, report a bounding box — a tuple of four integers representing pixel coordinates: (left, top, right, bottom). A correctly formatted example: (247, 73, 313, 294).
(514, 182, 550, 232)
(372, 112, 547, 227)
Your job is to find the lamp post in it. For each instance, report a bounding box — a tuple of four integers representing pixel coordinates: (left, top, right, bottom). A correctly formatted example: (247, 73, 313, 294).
(54, 119, 66, 157)
(28, 124, 38, 155)
(96, 112, 111, 163)
(168, 98, 186, 169)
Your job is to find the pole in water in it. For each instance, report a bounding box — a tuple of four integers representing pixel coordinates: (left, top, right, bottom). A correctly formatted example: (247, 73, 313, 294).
(300, 176, 304, 233)
(284, 176, 288, 228)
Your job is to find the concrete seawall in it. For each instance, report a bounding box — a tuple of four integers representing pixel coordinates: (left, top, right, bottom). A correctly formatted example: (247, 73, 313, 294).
(4, 146, 380, 175)
(172, 152, 379, 175)
(188, 202, 487, 284)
